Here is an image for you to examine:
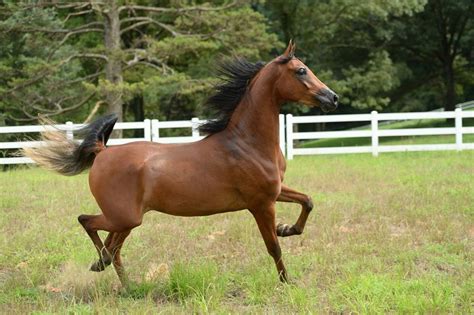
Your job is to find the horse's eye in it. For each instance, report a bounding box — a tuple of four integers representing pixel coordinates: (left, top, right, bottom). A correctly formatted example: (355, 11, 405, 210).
(296, 68, 307, 76)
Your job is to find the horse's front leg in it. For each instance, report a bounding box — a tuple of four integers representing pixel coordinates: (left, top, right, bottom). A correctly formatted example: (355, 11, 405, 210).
(276, 184, 314, 237)
(251, 203, 288, 282)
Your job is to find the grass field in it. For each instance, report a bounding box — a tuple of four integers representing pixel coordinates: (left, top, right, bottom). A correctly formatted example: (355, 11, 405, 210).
(1, 151, 473, 313)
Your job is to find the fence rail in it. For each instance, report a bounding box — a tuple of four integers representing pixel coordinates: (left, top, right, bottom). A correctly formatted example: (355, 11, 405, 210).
(1, 109, 473, 164)
(0, 120, 152, 164)
(286, 108, 474, 159)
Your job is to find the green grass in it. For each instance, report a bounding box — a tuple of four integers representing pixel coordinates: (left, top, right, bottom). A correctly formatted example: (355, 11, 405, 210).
(300, 117, 474, 148)
(1, 151, 473, 313)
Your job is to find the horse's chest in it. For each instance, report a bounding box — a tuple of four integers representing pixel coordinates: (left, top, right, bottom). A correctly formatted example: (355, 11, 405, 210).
(232, 156, 281, 198)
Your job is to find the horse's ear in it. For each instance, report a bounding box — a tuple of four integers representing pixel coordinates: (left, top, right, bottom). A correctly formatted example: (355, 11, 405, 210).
(282, 39, 296, 58)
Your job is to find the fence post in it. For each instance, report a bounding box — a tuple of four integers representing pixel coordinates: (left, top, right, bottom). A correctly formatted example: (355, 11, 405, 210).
(371, 111, 379, 157)
(151, 119, 159, 142)
(279, 114, 286, 157)
(286, 114, 294, 160)
(191, 117, 200, 140)
(455, 108, 463, 151)
(66, 121, 74, 140)
(144, 119, 151, 141)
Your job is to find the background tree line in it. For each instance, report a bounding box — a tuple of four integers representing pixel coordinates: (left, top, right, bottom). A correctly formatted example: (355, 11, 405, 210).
(0, 0, 473, 128)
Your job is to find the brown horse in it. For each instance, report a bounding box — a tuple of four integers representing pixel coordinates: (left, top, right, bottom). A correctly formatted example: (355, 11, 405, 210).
(24, 41, 338, 285)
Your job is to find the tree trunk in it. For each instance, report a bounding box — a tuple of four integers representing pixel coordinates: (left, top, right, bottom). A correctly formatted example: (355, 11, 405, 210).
(129, 95, 145, 138)
(103, 0, 123, 126)
(443, 60, 456, 112)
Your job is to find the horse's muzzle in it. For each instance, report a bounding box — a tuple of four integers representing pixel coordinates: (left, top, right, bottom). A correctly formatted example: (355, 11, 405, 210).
(316, 88, 338, 113)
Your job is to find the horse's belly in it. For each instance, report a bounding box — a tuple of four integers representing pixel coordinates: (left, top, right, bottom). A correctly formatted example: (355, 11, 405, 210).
(141, 159, 246, 216)
(146, 188, 246, 216)
(152, 204, 244, 217)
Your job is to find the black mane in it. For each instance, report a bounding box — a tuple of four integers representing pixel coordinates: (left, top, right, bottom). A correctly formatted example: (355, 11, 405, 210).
(198, 57, 265, 134)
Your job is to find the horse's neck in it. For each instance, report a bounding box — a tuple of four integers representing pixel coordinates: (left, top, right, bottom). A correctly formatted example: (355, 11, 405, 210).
(225, 83, 281, 157)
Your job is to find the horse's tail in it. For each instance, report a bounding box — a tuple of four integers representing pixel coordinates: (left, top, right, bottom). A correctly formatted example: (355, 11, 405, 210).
(23, 114, 118, 176)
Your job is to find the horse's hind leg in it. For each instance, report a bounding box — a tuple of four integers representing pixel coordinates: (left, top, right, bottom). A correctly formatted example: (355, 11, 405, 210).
(77, 214, 113, 272)
(276, 184, 313, 237)
(109, 230, 132, 286)
(104, 232, 116, 248)
(87, 232, 116, 272)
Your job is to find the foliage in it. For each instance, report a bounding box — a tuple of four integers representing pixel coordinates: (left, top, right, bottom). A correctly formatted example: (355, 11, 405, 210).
(0, 1, 280, 124)
(141, 6, 281, 120)
(260, 0, 426, 112)
(336, 51, 400, 110)
(260, 0, 473, 113)
(388, 0, 474, 111)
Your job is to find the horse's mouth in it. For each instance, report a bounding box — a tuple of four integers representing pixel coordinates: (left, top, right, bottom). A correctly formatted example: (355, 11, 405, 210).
(315, 91, 338, 113)
(320, 102, 338, 113)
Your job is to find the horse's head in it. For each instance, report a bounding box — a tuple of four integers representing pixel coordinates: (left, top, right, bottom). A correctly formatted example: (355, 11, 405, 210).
(272, 40, 338, 112)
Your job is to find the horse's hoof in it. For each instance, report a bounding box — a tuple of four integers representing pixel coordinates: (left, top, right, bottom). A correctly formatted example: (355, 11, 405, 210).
(90, 260, 107, 272)
(276, 223, 292, 237)
(277, 223, 302, 237)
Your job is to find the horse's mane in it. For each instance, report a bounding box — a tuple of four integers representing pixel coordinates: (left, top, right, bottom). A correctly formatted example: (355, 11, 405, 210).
(198, 57, 265, 135)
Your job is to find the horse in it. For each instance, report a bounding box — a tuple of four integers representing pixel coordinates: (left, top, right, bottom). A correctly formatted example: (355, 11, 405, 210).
(24, 41, 338, 286)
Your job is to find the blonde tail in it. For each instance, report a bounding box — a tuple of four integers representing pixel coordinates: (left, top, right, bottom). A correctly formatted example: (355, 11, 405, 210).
(23, 114, 118, 176)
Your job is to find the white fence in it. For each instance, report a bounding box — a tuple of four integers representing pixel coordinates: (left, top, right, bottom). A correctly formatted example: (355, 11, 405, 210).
(286, 108, 474, 159)
(1, 109, 473, 164)
(0, 120, 152, 164)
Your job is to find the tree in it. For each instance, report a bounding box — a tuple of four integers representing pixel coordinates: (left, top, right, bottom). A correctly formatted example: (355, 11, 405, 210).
(0, 0, 280, 126)
(0, 2, 95, 124)
(260, 0, 474, 114)
(390, 0, 474, 111)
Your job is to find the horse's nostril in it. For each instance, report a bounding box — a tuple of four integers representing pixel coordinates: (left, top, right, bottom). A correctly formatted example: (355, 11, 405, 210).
(333, 94, 339, 103)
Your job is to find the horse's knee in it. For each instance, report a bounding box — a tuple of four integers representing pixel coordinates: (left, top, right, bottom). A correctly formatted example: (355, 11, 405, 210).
(304, 196, 313, 212)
